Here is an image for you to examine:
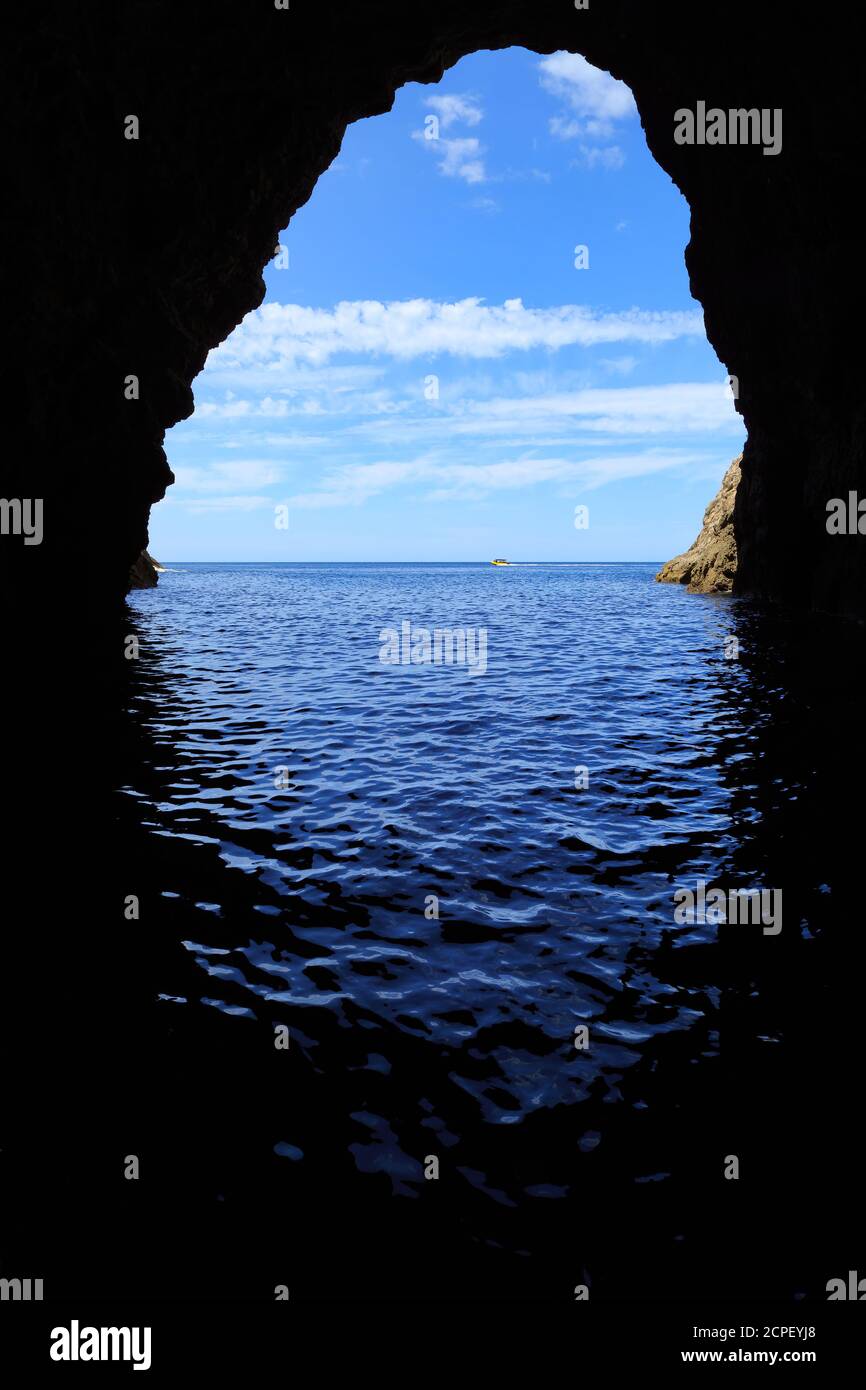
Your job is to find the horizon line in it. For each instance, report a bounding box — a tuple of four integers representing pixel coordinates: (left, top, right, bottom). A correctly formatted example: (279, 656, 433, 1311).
(150, 558, 666, 565)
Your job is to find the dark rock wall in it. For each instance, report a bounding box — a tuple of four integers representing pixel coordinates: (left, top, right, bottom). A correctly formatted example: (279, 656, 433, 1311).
(5, 1, 865, 627)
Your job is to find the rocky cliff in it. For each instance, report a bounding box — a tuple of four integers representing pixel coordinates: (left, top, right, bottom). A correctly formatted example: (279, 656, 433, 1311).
(657, 456, 741, 593)
(128, 551, 162, 590)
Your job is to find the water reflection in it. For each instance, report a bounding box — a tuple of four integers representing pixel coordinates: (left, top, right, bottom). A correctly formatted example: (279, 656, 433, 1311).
(3, 565, 862, 1301)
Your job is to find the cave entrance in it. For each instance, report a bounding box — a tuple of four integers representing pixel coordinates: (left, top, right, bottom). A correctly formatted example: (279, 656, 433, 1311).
(149, 46, 742, 572)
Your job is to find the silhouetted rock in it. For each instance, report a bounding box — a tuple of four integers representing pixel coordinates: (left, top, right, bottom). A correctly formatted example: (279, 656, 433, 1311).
(128, 550, 162, 589)
(656, 456, 741, 593)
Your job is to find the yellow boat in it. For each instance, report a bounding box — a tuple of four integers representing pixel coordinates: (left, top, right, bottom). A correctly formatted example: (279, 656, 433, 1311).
(491, 558, 511, 566)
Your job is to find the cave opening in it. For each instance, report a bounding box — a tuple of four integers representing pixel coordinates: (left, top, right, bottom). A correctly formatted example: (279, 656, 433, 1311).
(147, 45, 742, 577)
(100, 43, 836, 1313)
(5, 0, 865, 1338)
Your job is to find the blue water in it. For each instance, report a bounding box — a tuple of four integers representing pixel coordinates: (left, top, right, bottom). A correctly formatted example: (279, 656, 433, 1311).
(118, 560, 849, 1296)
(125, 562, 771, 1093)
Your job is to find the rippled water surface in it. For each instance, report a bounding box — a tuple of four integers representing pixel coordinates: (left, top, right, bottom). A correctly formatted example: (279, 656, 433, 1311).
(128, 563, 743, 1048)
(116, 562, 856, 1296)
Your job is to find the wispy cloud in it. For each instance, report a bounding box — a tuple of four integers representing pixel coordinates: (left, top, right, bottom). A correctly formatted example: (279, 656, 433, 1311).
(539, 52, 636, 167)
(600, 355, 638, 375)
(166, 372, 740, 520)
(413, 91, 488, 183)
(424, 93, 484, 130)
(539, 52, 636, 130)
(205, 298, 706, 371)
(345, 382, 741, 449)
(412, 130, 487, 183)
(469, 195, 501, 213)
(164, 494, 277, 515)
(452, 382, 738, 436)
(573, 144, 625, 171)
(170, 460, 288, 493)
(287, 448, 717, 510)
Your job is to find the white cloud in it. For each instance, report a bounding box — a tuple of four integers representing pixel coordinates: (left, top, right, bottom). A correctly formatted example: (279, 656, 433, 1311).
(539, 52, 636, 125)
(574, 145, 626, 171)
(289, 459, 430, 509)
(438, 136, 486, 183)
(170, 460, 287, 493)
(165, 370, 742, 519)
(413, 91, 488, 182)
(216, 432, 329, 449)
(195, 399, 251, 418)
(549, 116, 580, 140)
(201, 362, 387, 395)
(453, 382, 739, 436)
(205, 298, 705, 371)
(178, 378, 739, 464)
(422, 451, 706, 500)
(540, 53, 636, 162)
(412, 129, 487, 183)
(286, 447, 719, 510)
(470, 195, 501, 213)
(191, 365, 394, 421)
(165, 494, 277, 515)
(345, 382, 741, 451)
(424, 93, 484, 129)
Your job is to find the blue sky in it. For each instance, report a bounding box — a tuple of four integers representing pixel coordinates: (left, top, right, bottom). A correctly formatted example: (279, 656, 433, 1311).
(150, 47, 744, 562)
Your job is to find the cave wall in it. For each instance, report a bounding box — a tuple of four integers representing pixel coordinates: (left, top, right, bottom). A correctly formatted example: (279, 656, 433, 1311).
(5, 0, 865, 630)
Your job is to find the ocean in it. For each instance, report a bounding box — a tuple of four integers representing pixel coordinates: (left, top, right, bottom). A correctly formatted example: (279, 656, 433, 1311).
(85, 560, 861, 1299)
